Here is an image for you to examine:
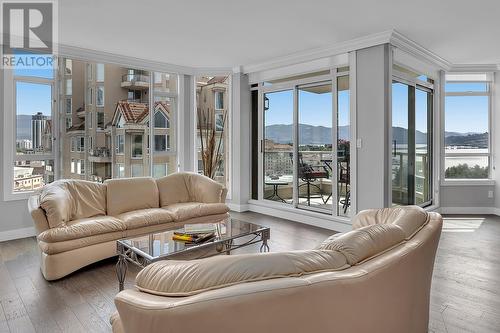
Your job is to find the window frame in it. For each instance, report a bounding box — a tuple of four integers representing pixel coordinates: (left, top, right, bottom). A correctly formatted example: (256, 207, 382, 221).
(96, 85, 104, 107)
(442, 77, 492, 184)
(131, 134, 143, 159)
(3, 52, 182, 200)
(3, 69, 57, 201)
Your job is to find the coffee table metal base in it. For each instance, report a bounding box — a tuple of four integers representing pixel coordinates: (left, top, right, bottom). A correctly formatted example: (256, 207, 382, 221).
(116, 228, 270, 291)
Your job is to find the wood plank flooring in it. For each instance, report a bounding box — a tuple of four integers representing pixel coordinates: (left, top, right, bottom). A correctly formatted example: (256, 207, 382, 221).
(0, 212, 499, 332)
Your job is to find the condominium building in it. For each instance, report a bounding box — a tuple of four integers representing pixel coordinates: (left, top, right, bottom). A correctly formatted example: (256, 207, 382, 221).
(196, 76, 230, 185)
(61, 60, 177, 182)
(31, 112, 50, 152)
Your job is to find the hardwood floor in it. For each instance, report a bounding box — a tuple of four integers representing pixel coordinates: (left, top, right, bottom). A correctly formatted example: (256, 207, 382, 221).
(0, 212, 499, 332)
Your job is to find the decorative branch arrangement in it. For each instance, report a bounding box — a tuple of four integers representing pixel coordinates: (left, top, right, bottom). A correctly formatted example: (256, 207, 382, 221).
(197, 106, 227, 179)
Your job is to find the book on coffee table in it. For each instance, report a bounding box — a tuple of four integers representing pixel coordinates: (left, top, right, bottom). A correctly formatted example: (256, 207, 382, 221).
(183, 223, 216, 234)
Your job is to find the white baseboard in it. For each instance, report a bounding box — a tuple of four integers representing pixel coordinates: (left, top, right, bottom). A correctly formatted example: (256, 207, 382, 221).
(247, 201, 352, 233)
(0, 226, 36, 242)
(439, 207, 497, 215)
(227, 203, 250, 212)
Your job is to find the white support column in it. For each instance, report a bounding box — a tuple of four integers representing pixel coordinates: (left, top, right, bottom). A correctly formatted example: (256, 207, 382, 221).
(229, 72, 251, 211)
(178, 74, 196, 172)
(355, 44, 392, 210)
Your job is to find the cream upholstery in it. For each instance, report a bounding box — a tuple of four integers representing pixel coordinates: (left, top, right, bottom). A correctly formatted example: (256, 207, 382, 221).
(135, 250, 349, 296)
(156, 172, 191, 206)
(317, 224, 407, 265)
(117, 208, 174, 229)
(39, 180, 107, 228)
(112, 208, 443, 333)
(37, 215, 125, 243)
(28, 195, 50, 234)
(29, 173, 229, 280)
(352, 205, 429, 239)
(105, 177, 159, 216)
(163, 202, 229, 221)
(156, 172, 228, 206)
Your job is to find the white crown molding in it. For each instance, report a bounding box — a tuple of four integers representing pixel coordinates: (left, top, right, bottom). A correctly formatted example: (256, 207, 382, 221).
(242, 30, 394, 74)
(389, 30, 452, 70)
(447, 63, 499, 73)
(57, 43, 196, 75)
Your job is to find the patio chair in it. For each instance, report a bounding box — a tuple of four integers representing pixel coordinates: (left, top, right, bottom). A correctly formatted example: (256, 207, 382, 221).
(290, 153, 330, 206)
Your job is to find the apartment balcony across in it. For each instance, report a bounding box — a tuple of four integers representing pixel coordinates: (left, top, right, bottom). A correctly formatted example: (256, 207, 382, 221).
(76, 106, 86, 119)
(88, 147, 111, 163)
(121, 73, 150, 90)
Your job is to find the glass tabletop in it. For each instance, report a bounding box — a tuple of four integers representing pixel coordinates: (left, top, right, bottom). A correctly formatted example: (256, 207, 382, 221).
(118, 217, 269, 260)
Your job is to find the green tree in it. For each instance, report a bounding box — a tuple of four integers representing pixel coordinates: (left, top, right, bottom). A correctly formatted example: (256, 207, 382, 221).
(445, 163, 488, 179)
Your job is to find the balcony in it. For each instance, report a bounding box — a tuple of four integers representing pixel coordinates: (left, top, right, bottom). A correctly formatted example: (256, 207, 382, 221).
(263, 150, 350, 216)
(88, 147, 111, 163)
(121, 73, 150, 90)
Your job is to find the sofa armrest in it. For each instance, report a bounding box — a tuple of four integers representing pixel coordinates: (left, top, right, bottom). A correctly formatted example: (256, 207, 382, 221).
(186, 173, 227, 204)
(28, 195, 50, 234)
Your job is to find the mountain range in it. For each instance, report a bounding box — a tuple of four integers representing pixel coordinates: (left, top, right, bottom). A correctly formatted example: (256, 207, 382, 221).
(265, 124, 487, 148)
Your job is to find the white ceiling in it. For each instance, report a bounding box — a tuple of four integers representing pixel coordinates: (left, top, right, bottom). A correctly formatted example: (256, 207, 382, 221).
(59, 0, 500, 69)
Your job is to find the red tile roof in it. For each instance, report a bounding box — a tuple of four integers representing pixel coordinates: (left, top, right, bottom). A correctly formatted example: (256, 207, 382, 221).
(113, 101, 170, 125)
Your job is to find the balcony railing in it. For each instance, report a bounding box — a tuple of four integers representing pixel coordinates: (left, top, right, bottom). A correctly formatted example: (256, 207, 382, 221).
(122, 74, 150, 83)
(89, 147, 110, 157)
(392, 152, 429, 204)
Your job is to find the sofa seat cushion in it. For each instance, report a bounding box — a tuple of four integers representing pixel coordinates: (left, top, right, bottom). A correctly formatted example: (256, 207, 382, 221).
(162, 202, 229, 221)
(135, 250, 349, 297)
(317, 224, 406, 265)
(37, 216, 125, 243)
(352, 205, 428, 240)
(117, 208, 175, 230)
(39, 180, 107, 228)
(38, 231, 124, 254)
(105, 177, 159, 216)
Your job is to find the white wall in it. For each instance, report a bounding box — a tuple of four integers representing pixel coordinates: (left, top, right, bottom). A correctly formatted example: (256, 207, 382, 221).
(494, 71, 500, 211)
(0, 66, 36, 239)
(355, 44, 391, 210)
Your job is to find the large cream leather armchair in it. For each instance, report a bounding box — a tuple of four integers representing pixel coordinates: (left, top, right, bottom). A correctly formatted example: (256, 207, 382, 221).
(111, 206, 442, 333)
(28, 172, 229, 280)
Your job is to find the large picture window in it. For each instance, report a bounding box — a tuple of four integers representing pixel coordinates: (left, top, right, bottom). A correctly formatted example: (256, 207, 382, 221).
(196, 76, 230, 188)
(391, 65, 433, 206)
(5, 57, 179, 198)
(444, 74, 490, 179)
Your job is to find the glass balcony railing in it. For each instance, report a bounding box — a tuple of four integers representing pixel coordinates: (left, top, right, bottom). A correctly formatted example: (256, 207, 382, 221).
(263, 150, 350, 215)
(122, 74, 150, 84)
(392, 152, 430, 205)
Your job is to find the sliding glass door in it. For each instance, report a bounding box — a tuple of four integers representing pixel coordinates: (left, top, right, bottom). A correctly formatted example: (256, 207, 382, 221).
(297, 82, 332, 211)
(259, 69, 351, 217)
(263, 90, 294, 204)
(391, 75, 433, 207)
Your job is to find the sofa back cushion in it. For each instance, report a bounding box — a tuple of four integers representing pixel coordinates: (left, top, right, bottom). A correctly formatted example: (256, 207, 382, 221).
(352, 205, 429, 240)
(39, 180, 107, 228)
(105, 177, 159, 216)
(135, 250, 349, 297)
(317, 224, 406, 265)
(156, 173, 190, 206)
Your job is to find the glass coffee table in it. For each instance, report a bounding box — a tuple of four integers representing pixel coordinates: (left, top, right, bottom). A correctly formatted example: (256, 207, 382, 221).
(116, 217, 270, 291)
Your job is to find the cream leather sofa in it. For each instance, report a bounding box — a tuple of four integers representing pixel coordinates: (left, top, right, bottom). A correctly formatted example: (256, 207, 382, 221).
(111, 206, 442, 333)
(28, 172, 229, 280)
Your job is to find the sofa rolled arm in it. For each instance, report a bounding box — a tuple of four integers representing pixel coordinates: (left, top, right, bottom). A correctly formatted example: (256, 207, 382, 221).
(28, 195, 50, 234)
(186, 173, 227, 204)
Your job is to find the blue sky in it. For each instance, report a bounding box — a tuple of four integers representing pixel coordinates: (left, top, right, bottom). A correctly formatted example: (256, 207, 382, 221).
(16, 82, 52, 117)
(15, 69, 487, 134)
(265, 88, 350, 127)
